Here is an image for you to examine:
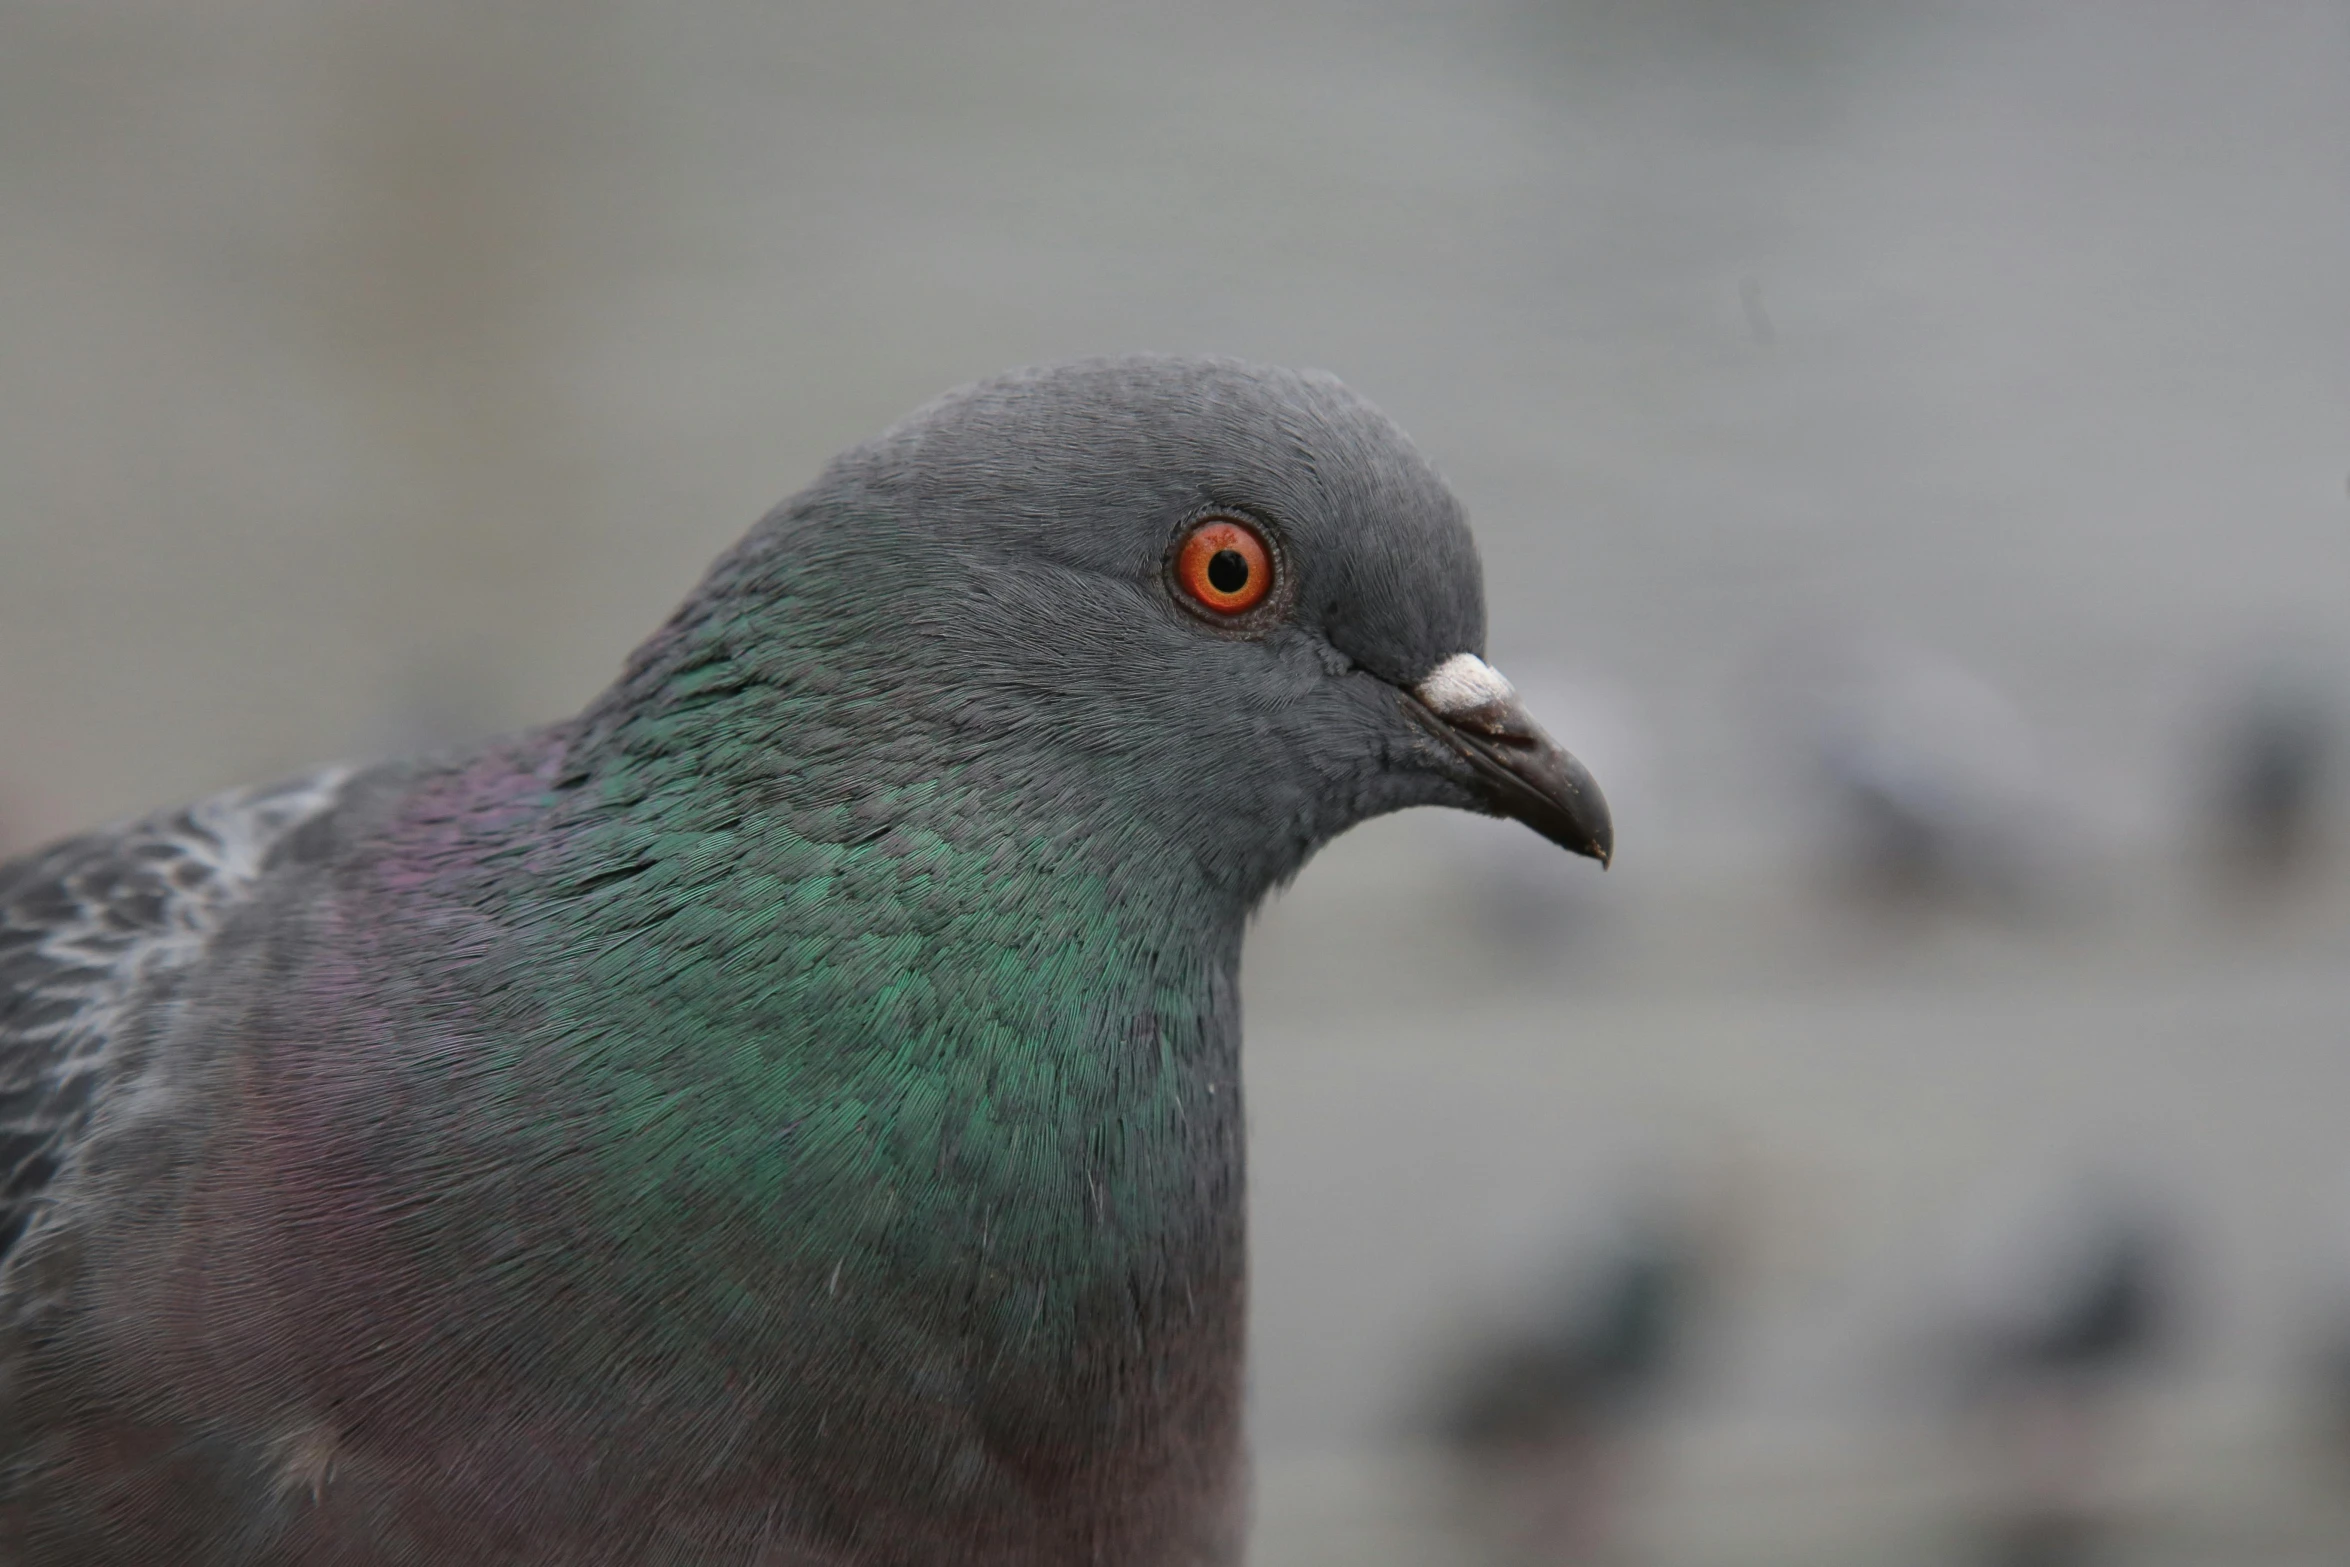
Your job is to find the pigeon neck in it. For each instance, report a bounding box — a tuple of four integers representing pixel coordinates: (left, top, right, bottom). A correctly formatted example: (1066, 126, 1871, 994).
(510, 699, 1257, 1370)
(253, 706, 1254, 1541)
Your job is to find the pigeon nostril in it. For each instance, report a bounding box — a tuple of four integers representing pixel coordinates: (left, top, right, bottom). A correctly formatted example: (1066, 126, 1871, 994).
(1207, 551, 1249, 594)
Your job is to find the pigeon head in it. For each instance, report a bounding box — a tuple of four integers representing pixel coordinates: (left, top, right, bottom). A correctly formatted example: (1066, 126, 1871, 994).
(590, 355, 1610, 905)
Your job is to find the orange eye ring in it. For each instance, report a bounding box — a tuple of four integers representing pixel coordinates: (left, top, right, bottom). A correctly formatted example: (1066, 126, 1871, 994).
(1173, 517, 1275, 617)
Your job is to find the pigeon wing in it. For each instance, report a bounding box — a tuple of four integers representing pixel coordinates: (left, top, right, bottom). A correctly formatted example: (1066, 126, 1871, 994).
(0, 768, 354, 1273)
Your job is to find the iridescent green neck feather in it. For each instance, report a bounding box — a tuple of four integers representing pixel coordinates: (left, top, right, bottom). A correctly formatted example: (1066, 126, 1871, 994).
(378, 554, 1256, 1430)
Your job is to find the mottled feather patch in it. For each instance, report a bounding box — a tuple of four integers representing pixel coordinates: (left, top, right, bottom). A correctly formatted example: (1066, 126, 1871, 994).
(0, 767, 354, 1282)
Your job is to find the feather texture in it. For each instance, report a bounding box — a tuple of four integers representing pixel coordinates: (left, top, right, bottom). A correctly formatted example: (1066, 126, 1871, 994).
(0, 358, 1597, 1564)
(0, 769, 353, 1272)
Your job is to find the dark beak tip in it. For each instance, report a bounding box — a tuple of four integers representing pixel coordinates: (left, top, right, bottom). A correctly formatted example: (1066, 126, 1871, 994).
(1554, 792, 1614, 869)
(1586, 791, 1616, 868)
(1497, 728, 1613, 871)
(1453, 730, 1615, 869)
(1399, 675, 1615, 872)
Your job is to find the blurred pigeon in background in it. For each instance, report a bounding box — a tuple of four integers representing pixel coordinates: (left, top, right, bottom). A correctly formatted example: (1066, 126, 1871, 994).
(2199, 668, 2336, 892)
(1429, 1171, 1724, 1564)
(1943, 1170, 2185, 1567)
(0, 357, 1612, 1565)
(1800, 638, 2056, 916)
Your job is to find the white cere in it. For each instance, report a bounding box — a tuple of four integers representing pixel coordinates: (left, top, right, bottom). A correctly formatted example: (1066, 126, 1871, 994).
(1414, 653, 1517, 717)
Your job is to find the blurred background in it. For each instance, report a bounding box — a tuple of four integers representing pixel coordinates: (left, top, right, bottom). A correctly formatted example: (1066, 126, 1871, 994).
(2, 0, 2346, 1560)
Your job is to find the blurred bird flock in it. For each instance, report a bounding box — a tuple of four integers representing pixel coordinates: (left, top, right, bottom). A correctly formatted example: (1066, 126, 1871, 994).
(1, 1, 2345, 1562)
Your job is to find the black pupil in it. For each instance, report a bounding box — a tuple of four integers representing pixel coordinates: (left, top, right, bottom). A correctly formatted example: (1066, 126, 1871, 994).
(1206, 549, 1251, 595)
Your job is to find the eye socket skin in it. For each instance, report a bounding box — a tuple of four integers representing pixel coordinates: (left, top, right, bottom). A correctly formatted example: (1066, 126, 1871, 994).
(1172, 517, 1276, 618)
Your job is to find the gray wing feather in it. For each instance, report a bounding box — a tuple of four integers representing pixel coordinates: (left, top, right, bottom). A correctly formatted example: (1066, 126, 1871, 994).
(0, 768, 353, 1267)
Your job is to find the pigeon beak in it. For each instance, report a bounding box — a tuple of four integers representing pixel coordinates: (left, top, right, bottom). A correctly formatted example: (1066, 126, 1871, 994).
(1404, 654, 1614, 867)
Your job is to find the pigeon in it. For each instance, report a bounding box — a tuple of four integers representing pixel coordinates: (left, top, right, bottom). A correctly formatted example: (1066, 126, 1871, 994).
(1438, 1201, 1703, 1457)
(1945, 1175, 2183, 1567)
(2202, 671, 2335, 887)
(0, 356, 1611, 1566)
(1430, 1174, 1719, 1565)
(1800, 638, 2051, 913)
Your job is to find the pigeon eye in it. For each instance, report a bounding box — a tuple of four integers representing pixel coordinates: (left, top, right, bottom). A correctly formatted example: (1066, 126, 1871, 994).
(1173, 517, 1275, 617)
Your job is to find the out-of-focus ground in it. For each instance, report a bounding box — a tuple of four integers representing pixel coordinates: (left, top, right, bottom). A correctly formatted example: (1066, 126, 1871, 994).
(3, 1, 2347, 1560)
(1246, 831, 2350, 1561)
